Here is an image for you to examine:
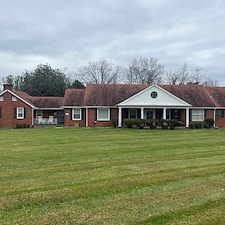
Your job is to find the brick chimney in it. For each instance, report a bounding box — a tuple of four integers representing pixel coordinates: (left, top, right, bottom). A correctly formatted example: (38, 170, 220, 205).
(3, 84, 13, 91)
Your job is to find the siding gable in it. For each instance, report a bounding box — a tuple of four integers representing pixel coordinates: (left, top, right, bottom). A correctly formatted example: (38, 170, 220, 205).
(118, 84, 192, 107)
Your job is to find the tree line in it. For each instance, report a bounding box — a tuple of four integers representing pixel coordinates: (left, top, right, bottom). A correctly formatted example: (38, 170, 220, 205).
(1, 57, 218, 96)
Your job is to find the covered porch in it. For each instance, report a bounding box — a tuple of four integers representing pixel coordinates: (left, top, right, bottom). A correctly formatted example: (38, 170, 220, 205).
(33, 109, 64, 125)
(118, 107, 190, 127)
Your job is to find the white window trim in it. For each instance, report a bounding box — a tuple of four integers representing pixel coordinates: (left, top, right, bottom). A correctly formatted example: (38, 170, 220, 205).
(129, 109, 137, 119)
(97, 108, 110, 121)
(72, 108, 82, 120)
(17, 107, 24, 119)
(192, 109, 204, 122)
(0, 96, 3, 101)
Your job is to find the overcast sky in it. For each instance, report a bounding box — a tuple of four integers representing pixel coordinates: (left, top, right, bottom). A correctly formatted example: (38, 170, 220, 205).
(1, 0, 225, 84)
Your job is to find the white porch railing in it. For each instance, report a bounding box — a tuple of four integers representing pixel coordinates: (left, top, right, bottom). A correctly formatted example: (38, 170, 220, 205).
(34, 117, 58, 125)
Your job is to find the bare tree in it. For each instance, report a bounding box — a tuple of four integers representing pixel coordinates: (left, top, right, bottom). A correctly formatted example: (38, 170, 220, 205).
(202, 77, 218, 87)
(166, 63, 218, 86)
(189, 66, 204, 84)
(76, 59, 124, 84)
(126, 57, 164, 84)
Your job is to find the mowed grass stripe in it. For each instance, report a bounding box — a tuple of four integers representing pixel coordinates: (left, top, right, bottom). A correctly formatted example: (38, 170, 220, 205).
(0, 128, 225, 224)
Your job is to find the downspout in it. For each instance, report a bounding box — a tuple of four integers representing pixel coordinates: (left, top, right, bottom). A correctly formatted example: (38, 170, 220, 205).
(86, 108, 89, 127)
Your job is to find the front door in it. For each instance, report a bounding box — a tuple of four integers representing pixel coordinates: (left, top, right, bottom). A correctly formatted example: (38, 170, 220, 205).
(57, 111, 64, 124)
(146, 110, 155, 119)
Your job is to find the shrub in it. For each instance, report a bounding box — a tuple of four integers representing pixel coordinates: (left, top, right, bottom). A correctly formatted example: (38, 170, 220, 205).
(123, 119, 136, 128)
(204, 118, 214, 129)
(168, 119, 181, 130)
(134, 119, 146, 129)
(160, 119, 168, 129)
(15, 124, 28, 129)
(111, 118, 118, 128)
(194, 122, 203, 129)
(145, 119, 158, 129)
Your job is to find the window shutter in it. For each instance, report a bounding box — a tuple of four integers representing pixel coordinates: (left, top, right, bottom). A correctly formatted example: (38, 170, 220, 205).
(95, 109, 97, 121)
(71, 109, 73, 120)
(222, 110, 224, 118)
(81, 108, 84, 120)
(24, 108, 26, 119)
(0, 108, 1, 118)
(110, 109, 112, 120)
(189, 109, 192, 121)
(137, 108, 141, 119)
(204, 110, 207, 119)
(14, 108, 17, 118)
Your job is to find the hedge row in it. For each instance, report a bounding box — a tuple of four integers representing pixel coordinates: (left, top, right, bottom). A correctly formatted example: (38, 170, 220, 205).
(123, 119, 182, 130)
(189, 118, 214, 129)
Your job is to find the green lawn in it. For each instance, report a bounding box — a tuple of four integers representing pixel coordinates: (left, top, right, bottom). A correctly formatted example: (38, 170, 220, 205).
(0, 128, 225, 225)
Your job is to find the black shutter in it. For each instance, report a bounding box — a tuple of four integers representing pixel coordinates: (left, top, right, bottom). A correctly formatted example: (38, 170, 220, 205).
(0, 108, 1, 118)
(204, 110, 207, 119)
(95, 109, 97, 121)
(222, 110, 224, 118)
(81, 108, 84, 120)
(24, 108, 26, 119)
(137, 108, 141, 119)
(189, 109, 192, 121)
(14, 108, 17, 118)
(71, 109, 73, 120)
(110, 109, 112, 120)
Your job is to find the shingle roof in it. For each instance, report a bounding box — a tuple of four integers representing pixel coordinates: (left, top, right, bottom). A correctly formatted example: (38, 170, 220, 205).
(28, 97, 64, 108)
(84, 83, 149, 106)
(4, 84, 225, 108)
(160, 85, 216, 107)
(63, 89, 85, 106)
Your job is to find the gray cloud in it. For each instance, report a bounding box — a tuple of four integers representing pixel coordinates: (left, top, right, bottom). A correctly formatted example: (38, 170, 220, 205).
(0, 0, 225, 84)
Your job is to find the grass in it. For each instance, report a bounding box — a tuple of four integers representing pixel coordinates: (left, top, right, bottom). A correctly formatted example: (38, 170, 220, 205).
(0, 127, 225, 225)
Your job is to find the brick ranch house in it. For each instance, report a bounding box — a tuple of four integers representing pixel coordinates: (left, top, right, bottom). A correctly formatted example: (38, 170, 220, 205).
(1, 83, 225, 128)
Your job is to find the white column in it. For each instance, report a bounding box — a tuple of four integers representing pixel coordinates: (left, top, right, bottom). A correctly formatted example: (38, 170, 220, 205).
(118, 107, 122, 127)
(186, 108, 189, 128)
(214, 109, 216, 127)
(141, 107, 144, 119)
(163, 108, 167, 120)
(86, 108, 88, 127)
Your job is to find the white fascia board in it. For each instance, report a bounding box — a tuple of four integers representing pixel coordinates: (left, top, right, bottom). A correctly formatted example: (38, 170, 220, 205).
(34, 107, 64, 110)
(117, 84, 192, 107)
(63, 106, 114, 109)
(63, 106, 84, 109)
(2, 90, 35, 108)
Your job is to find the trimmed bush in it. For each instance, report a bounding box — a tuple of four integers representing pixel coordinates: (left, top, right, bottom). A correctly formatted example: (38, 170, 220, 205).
(204, 118, 214, 129)
(145, 119, 158, 129)
(15, 124, 29, 129)
(160, 119, 169, 129)
(123, 119, 136, 128)
(111, 118, 118, 128)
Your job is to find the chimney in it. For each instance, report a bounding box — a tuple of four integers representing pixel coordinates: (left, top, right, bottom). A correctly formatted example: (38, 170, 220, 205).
(3, 84, 13, 91)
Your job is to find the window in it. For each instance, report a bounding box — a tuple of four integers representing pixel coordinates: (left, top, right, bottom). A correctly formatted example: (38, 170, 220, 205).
(0, 96, 3, 101)
(97, 108, 110, 120)
(17, 108, 25, 119)
(36, 110, 43, 118)
(151, 91, 158, 99)
(216, 109, 224, 118)
(192, 109, 204, 121)
(72, 108, 81, 120)
(129, 109, 137, 119)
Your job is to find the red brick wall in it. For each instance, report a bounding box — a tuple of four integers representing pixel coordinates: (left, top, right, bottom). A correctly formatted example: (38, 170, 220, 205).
(64, 108, 86, 127)
(0, 92, 33, 128)
(88, 108, 117, 127)
(205, 110, 214, 119)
